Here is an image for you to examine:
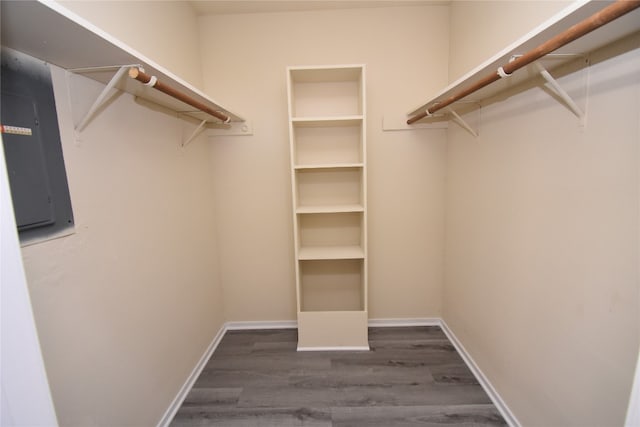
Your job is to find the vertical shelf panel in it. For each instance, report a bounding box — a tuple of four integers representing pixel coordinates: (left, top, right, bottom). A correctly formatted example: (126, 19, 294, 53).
(287, 64, 368, 350)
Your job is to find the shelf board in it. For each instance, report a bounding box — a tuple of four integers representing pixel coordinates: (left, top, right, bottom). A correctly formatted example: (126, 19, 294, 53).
(0, 0, 245, 124)
(292, 116, 363, 127)
(289, 65, 364, 83)
(298, 246, 365, 260)
(299, 309, 367, 314)
(296, 204, 364, 214)
(295, 163, 364, 170)
(408, 0, 640, 118)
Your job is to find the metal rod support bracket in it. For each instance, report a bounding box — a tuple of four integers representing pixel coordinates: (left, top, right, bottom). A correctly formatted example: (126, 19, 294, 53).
(534, 61, 585, 123)
(182, 120, 208, 147)
(447, 108, 479, 138)
(75, 65, 131, 132)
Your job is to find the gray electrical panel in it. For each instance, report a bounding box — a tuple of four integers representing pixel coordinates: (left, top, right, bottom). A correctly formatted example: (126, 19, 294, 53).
(1, 48, 74, 244)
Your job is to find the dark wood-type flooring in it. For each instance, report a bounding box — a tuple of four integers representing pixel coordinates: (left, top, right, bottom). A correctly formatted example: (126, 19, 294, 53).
(170, 326, 507, 426)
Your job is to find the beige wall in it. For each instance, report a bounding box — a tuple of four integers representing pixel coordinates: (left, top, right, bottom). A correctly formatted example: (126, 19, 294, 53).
(197, 5, 450, 321)
(20, 65, 225, 425)
(444, 5, 640, 426)
(448, 0, 570, 83)
(58, 0, 204, 88)
(12, 2, 639, 426)
(16, 3, 219, 424)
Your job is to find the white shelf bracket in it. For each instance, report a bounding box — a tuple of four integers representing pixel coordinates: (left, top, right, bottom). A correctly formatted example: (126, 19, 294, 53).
(447, 108, 478, 138)
(182, 120, 208, 147)
(207, 120, 254, 137)
(534, 61, 585, 123)
(75, 65, 131, 132)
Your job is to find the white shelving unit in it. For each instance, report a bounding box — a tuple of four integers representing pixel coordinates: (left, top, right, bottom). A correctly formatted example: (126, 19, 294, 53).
(0, 0, 246, 132)
(408, 0, 640, 129)
(287, 65, 369, 350)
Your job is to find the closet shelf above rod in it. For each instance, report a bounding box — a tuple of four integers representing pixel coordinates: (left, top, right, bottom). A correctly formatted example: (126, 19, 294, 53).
(0, 0, 246, 130)
(128, 67, 231, 124)
(407, 0, 640, 126)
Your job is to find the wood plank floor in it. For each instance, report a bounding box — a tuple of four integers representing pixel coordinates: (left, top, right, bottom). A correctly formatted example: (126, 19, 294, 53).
(170, 326, 507, 426)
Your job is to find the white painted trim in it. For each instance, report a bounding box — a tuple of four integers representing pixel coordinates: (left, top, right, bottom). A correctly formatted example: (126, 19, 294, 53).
(625, 349, 640, 427)
(224, 318, 441, 329)
(225, 320, 297, 330)
(628, 104, 640, 427)
(439, 320, 521, 427)
(368, 317, 441, 327)
(158, 317, 520, 427)
(297, 346, 370, 352)
(156, 324, 226, 427)
(1, 136, 59, 426)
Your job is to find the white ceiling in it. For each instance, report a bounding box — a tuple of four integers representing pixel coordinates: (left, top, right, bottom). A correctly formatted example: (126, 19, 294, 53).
(188, 1, 447, 16)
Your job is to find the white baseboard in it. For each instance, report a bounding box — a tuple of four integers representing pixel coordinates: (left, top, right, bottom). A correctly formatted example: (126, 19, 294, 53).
(225, 320, 297, 330)
(224, 318, 442, 330)
(368, 317, 441, 327)
(625, 351, 640, 427)
(156, 324, 226, 427)
(157, 320, 296, 426)
(439, 319, 521, 427)
(297, 346, 370, 351)
(159, 317, 519, 427)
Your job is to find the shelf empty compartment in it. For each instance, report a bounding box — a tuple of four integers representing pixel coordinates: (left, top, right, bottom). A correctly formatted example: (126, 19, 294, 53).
(296, 167, 362, 208)
(289, 67, 363, 118)
(299, 259, 365, 312)
(298, 212, 363, 249)
(293, 119, 363, 166)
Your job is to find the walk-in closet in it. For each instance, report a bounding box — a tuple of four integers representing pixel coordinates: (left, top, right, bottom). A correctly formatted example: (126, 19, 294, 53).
(1, 1, 639, 426)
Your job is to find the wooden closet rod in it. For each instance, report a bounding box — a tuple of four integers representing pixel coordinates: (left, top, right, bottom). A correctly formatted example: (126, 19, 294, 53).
(128, 67, 231, 123)
(407, 0, 640, 125)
